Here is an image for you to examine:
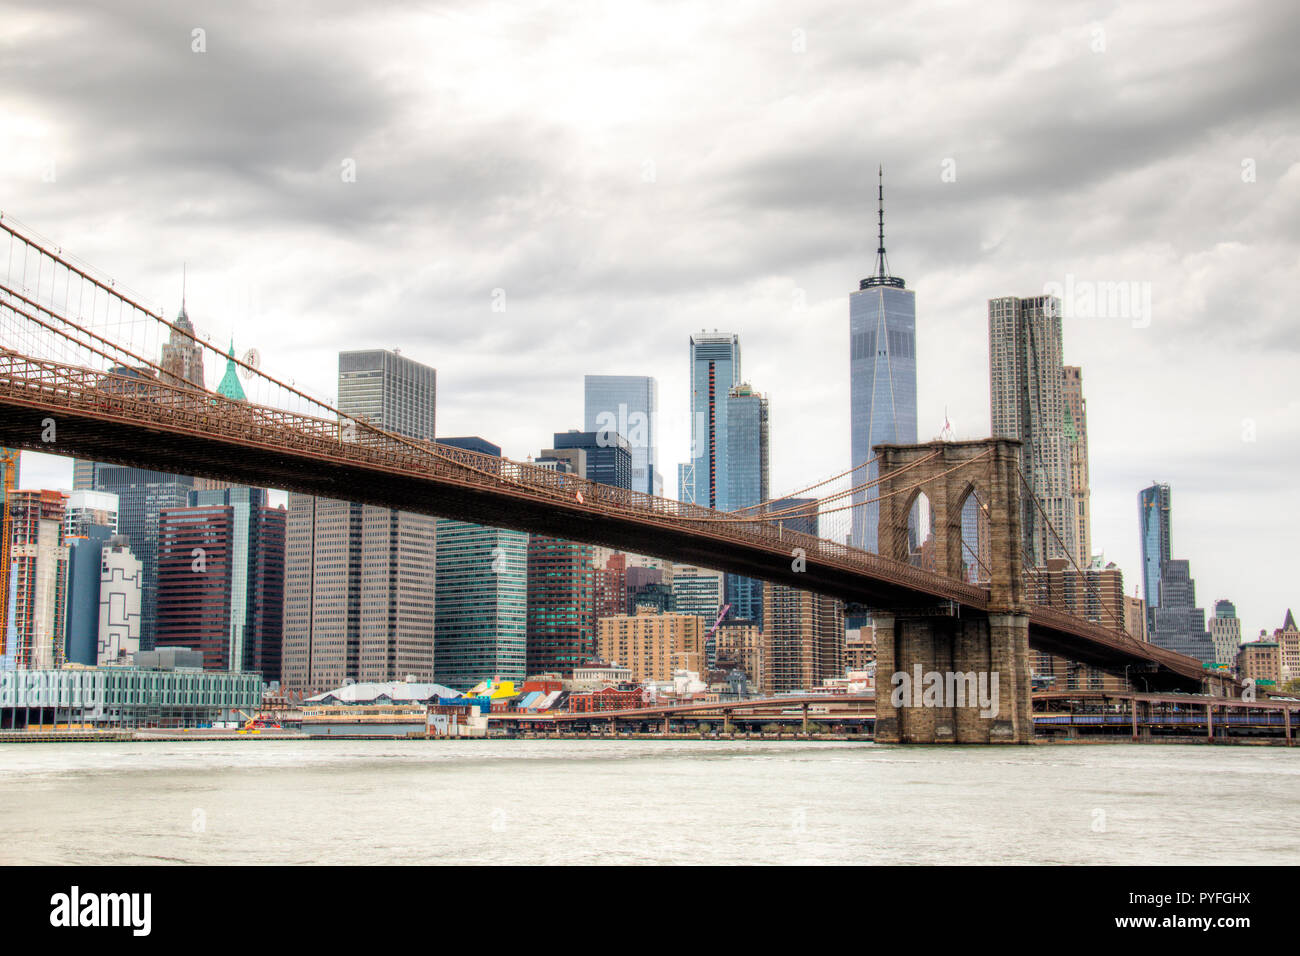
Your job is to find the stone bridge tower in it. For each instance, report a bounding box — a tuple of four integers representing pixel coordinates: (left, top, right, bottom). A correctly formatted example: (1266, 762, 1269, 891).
(871, 438, 1032, 743)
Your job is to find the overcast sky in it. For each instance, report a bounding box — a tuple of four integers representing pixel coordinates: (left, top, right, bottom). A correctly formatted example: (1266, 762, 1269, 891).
(2, 0, 1296, 637)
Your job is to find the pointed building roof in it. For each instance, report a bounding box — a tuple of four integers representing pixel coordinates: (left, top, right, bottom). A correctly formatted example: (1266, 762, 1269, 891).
(1285, 609, 1297, 631)
(216, 340, 246, 401)
(174, 264, 194, 332)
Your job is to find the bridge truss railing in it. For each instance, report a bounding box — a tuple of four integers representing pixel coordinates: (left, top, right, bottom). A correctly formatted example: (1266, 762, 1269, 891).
(0, 349, 988, 609)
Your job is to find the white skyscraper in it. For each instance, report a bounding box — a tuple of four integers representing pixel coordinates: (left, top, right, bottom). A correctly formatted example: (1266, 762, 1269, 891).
(98, 536, 142, 664)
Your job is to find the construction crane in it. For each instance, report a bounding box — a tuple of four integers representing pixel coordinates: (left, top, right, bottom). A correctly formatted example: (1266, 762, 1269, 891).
(707, 603, 732, 638)
(0, 447, 16, 658)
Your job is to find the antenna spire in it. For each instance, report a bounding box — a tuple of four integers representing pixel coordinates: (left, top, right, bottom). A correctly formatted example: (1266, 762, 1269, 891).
(876, 165, 886, 278)
(860, 165, 905, 290)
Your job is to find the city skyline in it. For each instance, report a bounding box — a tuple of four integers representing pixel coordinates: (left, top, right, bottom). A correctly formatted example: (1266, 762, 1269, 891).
(6, 0, 1296, 639)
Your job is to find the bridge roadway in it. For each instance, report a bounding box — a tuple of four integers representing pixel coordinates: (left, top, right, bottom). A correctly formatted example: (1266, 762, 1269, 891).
(0, 351, 1220, 691)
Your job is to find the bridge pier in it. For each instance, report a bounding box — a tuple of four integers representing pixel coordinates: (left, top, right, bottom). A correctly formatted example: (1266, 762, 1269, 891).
(874, 611, 1032, 744)
(871, 438, 1034, 744)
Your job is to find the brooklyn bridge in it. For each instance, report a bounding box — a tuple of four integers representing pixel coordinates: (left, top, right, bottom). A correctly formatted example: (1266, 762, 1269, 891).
(0, 214, 1237, 743)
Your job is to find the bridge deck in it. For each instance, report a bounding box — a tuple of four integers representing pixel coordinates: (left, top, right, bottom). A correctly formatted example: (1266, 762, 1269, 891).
(0, 351, 1214, 689)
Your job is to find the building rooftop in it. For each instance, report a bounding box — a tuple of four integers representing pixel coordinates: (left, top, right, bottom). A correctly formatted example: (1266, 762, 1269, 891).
(306, 681, 461, 705)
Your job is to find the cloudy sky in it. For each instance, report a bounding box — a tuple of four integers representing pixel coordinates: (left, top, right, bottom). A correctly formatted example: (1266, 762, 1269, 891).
(2, 0, 1297, 637)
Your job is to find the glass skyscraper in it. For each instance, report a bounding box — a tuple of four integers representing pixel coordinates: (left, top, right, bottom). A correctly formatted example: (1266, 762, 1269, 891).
(434, 437, 528, 690)
(724, 384, 769, 626)
(1138, 482, 1172, 630)
(850, 173, 916, 552)
(681, 332, 741, 509)
(1150, 559, 1213, 662)
(584, 375, 659, 496)
(434, 519, 527, 690)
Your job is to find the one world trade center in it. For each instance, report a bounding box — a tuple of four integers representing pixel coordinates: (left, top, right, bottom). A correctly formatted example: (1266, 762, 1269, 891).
(849, 168, 917, 553)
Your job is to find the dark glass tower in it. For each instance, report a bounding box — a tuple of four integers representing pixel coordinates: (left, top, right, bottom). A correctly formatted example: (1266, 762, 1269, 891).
(723, 384, 769, 626)
(584, 375, 659, 496)
(681, 332, 741, 508)
(1138, 482, 1172, 630)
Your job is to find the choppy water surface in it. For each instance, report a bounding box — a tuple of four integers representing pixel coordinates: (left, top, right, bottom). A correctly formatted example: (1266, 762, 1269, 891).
(1, 740, 1296, 864)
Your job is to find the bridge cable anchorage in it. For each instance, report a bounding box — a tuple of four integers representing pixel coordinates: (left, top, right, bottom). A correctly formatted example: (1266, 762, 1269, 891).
(1014, 464, 1127, 634)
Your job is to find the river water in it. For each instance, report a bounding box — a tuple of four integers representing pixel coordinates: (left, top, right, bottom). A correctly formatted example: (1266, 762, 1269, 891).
(1, 739, 1296, 865)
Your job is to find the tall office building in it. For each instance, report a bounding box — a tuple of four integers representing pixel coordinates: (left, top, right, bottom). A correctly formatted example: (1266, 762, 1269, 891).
(724, 384, 770, 626)
(63, 491, 119, 538)
(714, 619, 764, 687)
(282, 496, 363, 696)
(1124, 594, 1148, 643)
(1149, 560, 1213, 663)
(850, 170, 917, 552)
(97, 536, 143, 665)
(761, 496, 842, 691)
(90, 465, 194, 651)
(1237, 638, 1281, 686)
(989, 294, 1075, 566)
(1209, 600, 1243, 668)
(670, 564, 725, 624)
(159, 299, 206, 390)
(1273, 610, 1299, 683)
(336, 350, 436, 687)
(1061, 366, 1091, 566)
(762, 584, 844, 694)
(1138, 483, 1172, 631)
(337, 349, 437, 439)
(71, 459, 95, 492)
(63, 524, 114, 666)
(7, 490, 70, 669)
(593, 552, 630, 621)
(596, 607, 705, 683)
(434, 437, 528, 691)
(680, 331, 741, 508)
(526, 535, 595, 677)
(550, 431, 632, 489)
(357, 506, 437, 685)
(282, 350, 438, 695)
(584, 375, 660, 496)
(434, 519, 527, 690)
(156, 487, 286, 677)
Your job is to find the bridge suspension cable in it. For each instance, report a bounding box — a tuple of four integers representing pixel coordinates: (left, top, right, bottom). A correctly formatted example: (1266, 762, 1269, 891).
(727, 453, 883, 514)
(0, 213, 533, 482)
(725, 449, 944, 526)
(1014, 464, 1126, 633)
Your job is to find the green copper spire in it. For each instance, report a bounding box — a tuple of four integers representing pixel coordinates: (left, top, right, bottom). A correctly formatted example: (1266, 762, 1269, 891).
(217, 339, 246, 401)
